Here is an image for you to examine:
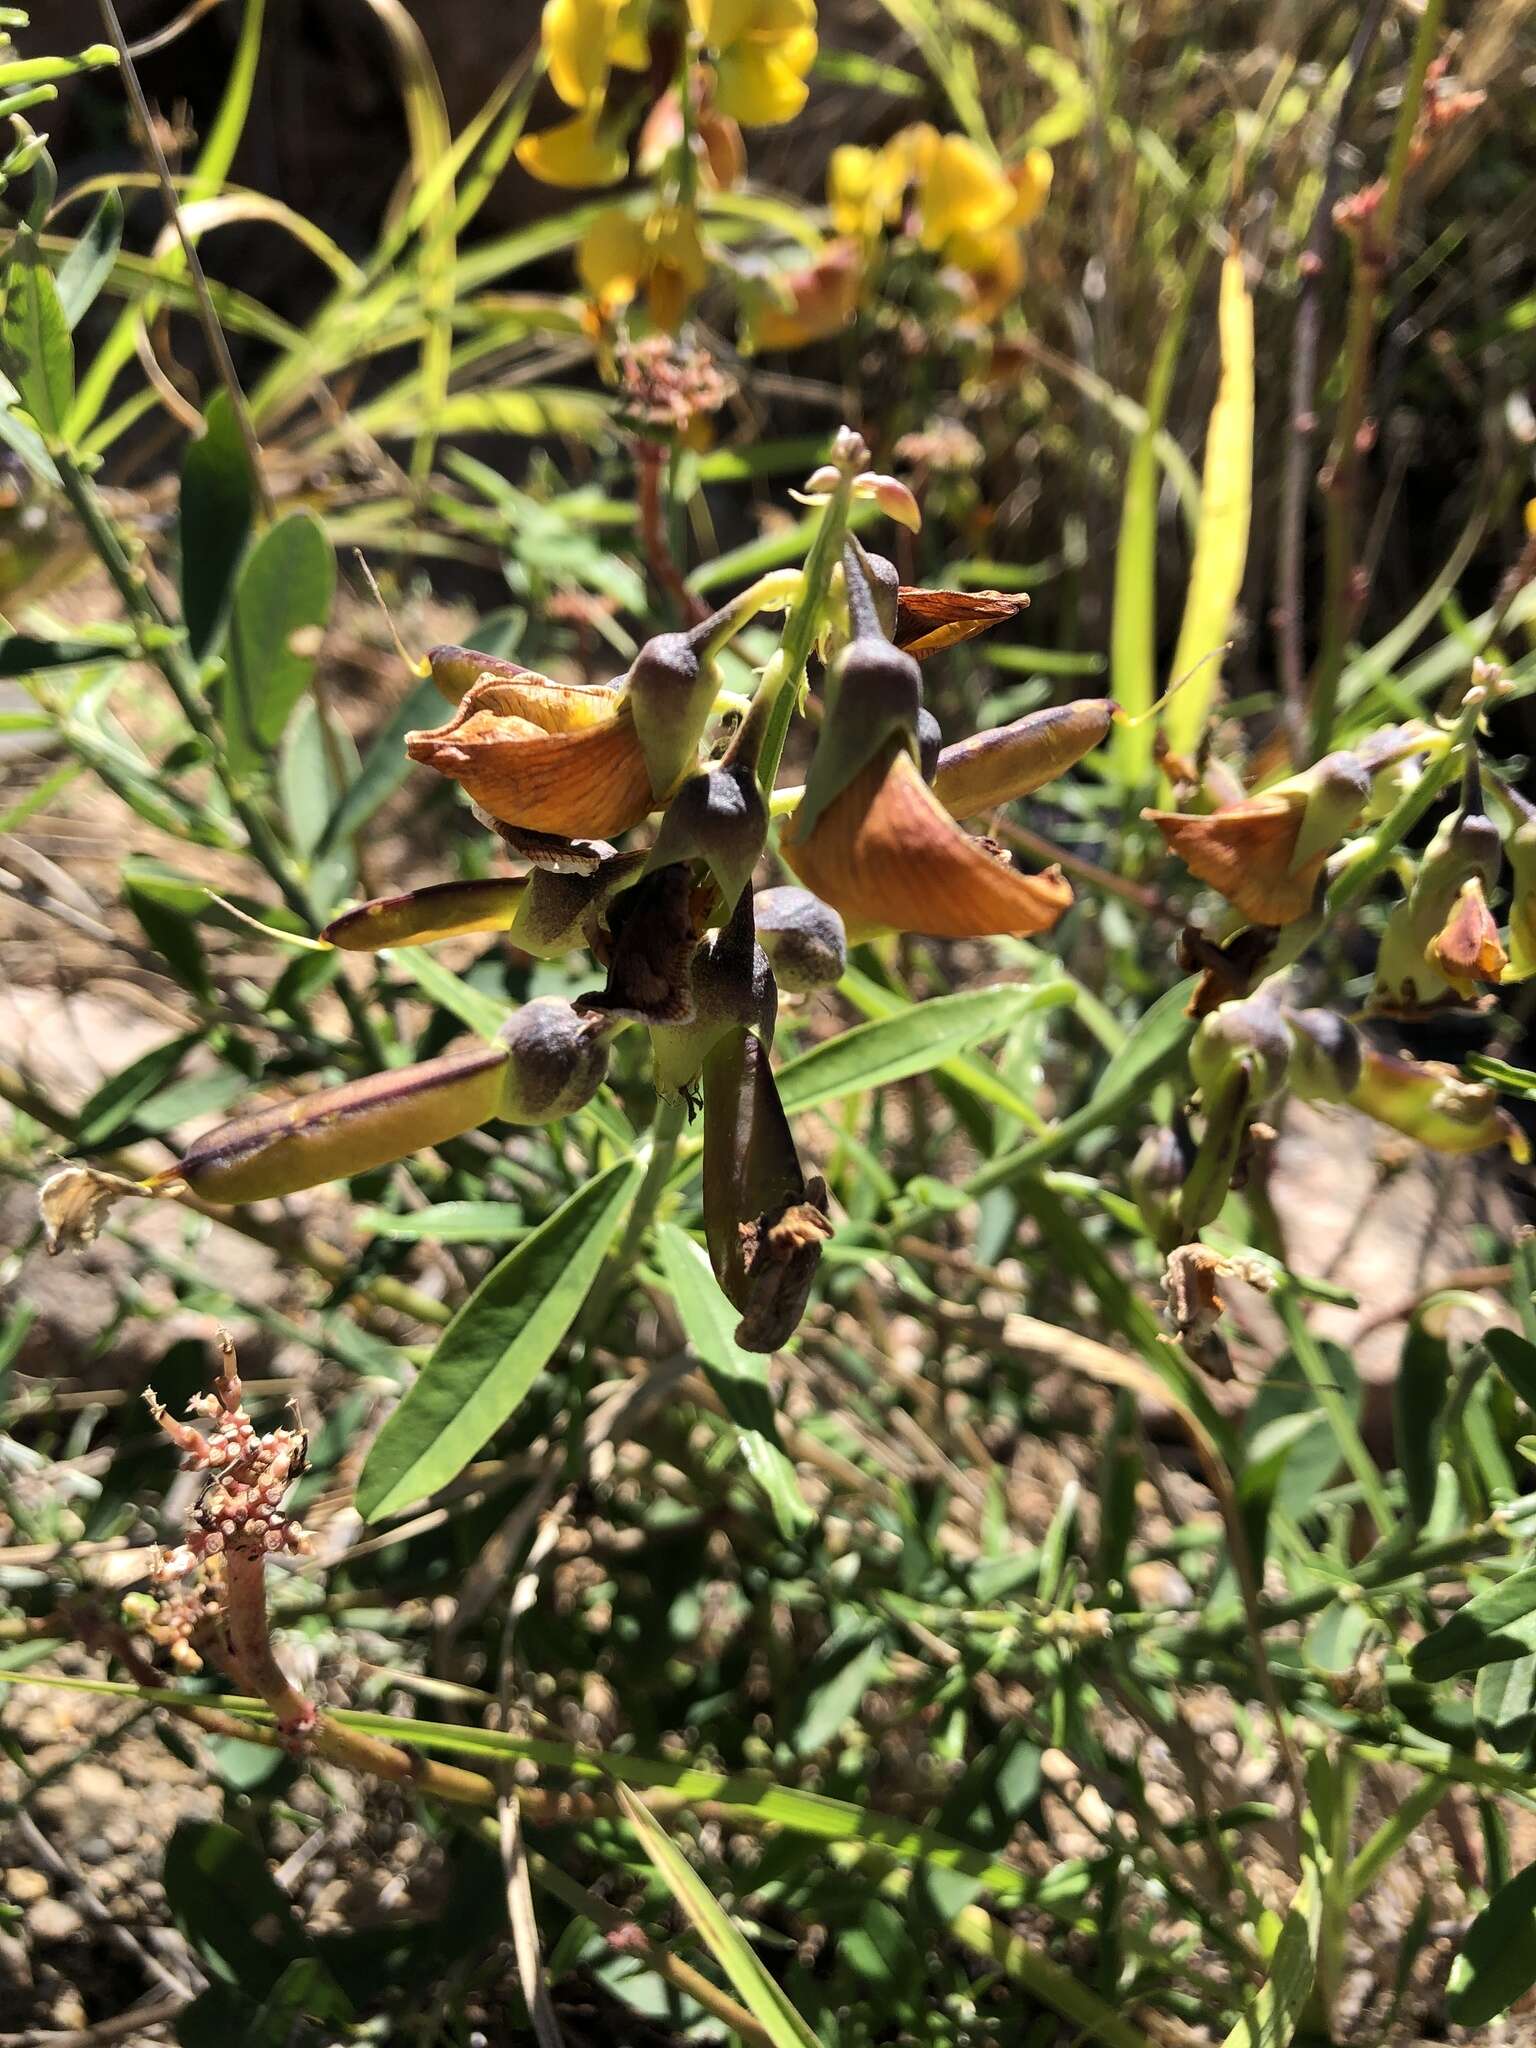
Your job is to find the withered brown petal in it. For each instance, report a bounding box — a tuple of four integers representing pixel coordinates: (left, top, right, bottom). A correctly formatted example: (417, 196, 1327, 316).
(578, 864, 701, 1025)
(1146, 797, 1321, 927)
(895, 586, 1027, 660)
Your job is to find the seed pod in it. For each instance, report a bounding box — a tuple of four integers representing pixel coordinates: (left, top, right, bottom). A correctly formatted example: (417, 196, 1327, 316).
(1372, 757, 1506, 1008)
(1350, 1047, 1528, 1160)
(1284, 1008, 1363, 1103)
(1188, 994, 1292, 1104)
(702, 1023, 832, 1351)
(497, 998, 613, 1122)
(170, 1047, 510, 1204)
(1128, 1122, 1189, 1253)
(916, 708, 943, 783)
(323, 878, 529, 951)
(753, 885, 847, 993)
(858, 548, 900, 639)
(931, 699, 1114, 820)
(624, 630, 717, 802)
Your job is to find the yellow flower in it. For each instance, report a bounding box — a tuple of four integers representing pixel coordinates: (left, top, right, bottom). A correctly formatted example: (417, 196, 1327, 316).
(577, 205, 708, 331)
(940, 223, 1024, 322)
(1006, 147, 1053, 227)
(516, 0, 651, 187)
(915, 134, 1014, 251)
(827, 141, 906, 240)
(690, 0, 817, 127)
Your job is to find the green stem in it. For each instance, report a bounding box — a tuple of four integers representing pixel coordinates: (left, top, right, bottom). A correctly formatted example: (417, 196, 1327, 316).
(756, 464, 857, 802)
(1275, 1286, 1395, 1541)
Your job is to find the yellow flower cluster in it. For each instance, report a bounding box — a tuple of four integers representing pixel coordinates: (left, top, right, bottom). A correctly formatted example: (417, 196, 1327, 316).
(517, 0, 816, 188)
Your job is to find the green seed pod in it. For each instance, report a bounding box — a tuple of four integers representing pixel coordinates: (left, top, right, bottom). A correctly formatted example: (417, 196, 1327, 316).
(1188, 994, 1292, 1104)
(753, 885, 847, 994)
(497, 998, 614, 1122)
(1284, 1007, 1363, 1103)
(1128, 1122, 1187, 1253)
(624, 631, 717, 801)
(172, 1047, 510, 1204)
(323, 877, 529, 951)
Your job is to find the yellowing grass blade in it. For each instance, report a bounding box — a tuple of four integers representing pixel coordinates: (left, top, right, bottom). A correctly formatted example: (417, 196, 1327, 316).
(1164, 251, 1254, 757)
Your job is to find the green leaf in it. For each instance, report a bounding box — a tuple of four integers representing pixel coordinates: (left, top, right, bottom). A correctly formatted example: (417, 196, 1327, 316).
(1486, 1328, 1536, 1411)
(73, 1033, 197, 1147)
(121, 861, 216, 1002)
(1447, 1860, 1536, 2027)
(655, 1222, 813, 1540)
(1411, 1566, 1536, 1683)
(55, 188, 124, 330)
(0, 632, 125, 675)
(1476, 1652, 1536, 1757)
(776, 983, 1063, 1118)
(219, 509, 334, 764)
(1395, 1319, 1451, 1527)
(357, 1155, 642, 1521)
(616, 1785, 821, 2048)
(180, 392, 255, 662)
(793, 1626, 888, 1756)
(1, 233, 73, 437)
(163, 1818, 326, 1998)
(311, 675, 441, 870)
(387, 945, 512, 1042)
(358, 1201, 525, 1243)
(1221, 1864, 1320, 2048)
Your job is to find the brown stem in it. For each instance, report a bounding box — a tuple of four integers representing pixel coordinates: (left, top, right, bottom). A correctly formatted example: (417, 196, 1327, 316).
(636, 436, 707, 626)
(1275, 1, 1389, 761)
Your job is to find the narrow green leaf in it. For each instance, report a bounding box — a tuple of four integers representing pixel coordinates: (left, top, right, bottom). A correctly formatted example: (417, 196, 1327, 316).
(72, 1033, 196, 1147)
(1, 234, 73, 436)
(1486, 1327, 1536, 1410)
(162, 1818, 318, 1995)
(180, 391, 255, 661)
(1395, 1318, 1451, 1527)
(54, 188, 124, 330)
(777, 983, 1062, 1117)
(312, 675, 441, 869)
(1411, 1566, 1536, 1683)
(655, 1222, 813, 1540)
(219, 508, 334, 763)
(357, 1155, 642, 1521)
(616, 1785, 821, 2048)
(1220, 1865, 1320, 2048)
(358, 1201, 525, 1244)
(387, 946, 512, 1042)
(1447, 1861, 1536, 2028)
(0, 632, 124, 675)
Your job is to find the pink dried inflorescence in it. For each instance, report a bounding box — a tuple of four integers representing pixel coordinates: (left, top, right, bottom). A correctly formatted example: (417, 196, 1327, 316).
(144, 1331, 316, 1744)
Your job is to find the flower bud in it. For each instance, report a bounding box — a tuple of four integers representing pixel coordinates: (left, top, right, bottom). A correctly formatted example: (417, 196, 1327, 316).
(1284, 1007, 1363, 1104)
(1188, 995, 1292, 1104)
(858, 548, 900, 639)
(497, 998, 613, 1122)
(166, 1047, 510, 1204)
(427, 643, 533, 706)
(916, 708, 943, 783)
(753, 885, 847, 993)
(643, 761, 767, 912)
(624, 631, 717, 802)
(1349, 1048, 1528, 1161)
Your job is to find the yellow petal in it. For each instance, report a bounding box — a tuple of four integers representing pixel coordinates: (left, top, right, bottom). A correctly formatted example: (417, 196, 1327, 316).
(827, 144, 879, 236)
(577, 207, 650, 309)
(1005, 146, 1053, 227)
(713, 37, 815, 125)
(917, 134, 1013, 250)
(515, 110, 628, 188)
(783, 741, 1072, 940)
(542, 0, 610, 107)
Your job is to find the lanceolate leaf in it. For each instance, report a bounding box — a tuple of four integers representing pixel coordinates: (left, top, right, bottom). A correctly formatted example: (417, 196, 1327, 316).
(1, 234, 73, 438)
(55, 189, 124, 330)
(776, 983, 1061, 1117)
(655, 1221, 813, 1540)
(1447, 1860, 1536, 2028)
(219, 508, 334, 765)
(1411, 1565, 1536, 1683)
(357, 1155, 642, 1521)
(180, 390, 255, 661)
(1221, 1864, 1320, 2048)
